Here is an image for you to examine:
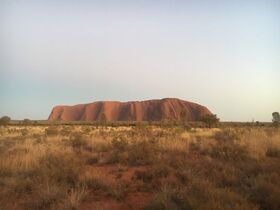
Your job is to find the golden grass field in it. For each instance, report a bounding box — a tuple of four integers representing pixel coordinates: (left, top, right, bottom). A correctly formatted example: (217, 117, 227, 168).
(0, 124, 279, 210)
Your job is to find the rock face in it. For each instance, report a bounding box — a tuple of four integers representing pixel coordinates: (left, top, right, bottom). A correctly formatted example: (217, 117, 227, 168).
(48, 98, 212, 122)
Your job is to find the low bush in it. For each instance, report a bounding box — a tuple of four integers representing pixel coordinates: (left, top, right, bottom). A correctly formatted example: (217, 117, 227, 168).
(69, 133, 88, 151)
(45, 126, 59, 136)
(0, 116, 11, 125)
(266, 148, 280, 158)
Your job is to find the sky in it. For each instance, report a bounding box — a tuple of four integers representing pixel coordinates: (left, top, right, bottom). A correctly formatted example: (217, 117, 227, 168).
(0, 0, 279, 121)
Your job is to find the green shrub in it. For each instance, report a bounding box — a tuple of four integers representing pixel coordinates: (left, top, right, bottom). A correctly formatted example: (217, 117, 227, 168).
(135, 165, 170, 183)
(200, 114, 219, 128)
(39, 153, 82, 187)
(21, 129, 29, 137)
(126, 140, 157, 166)
(142, 186, 193, 210)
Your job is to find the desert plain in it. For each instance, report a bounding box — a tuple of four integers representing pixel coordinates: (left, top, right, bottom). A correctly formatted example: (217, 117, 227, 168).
(0, 123, 279, 210)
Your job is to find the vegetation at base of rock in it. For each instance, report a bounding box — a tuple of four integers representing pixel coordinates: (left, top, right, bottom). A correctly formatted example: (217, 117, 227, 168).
(200, 114, 220, 128)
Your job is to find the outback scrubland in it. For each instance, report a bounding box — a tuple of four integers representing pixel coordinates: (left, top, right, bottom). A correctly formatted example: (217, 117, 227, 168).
(0, 124, 279, 210)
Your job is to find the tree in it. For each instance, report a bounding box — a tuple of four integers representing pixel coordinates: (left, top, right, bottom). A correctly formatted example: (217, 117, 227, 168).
(180, 109, 191, 130)
(272, 112, 280, 127)
(23, 119, 31, 124)
(180, 109, 188, 124)
(99, 112, 107, 125)
(0, 116, 11, 125)
(200, 114, 219, 128)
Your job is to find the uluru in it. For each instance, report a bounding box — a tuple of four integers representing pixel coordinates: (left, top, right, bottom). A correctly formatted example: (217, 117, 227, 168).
(48, 98, 212, 122)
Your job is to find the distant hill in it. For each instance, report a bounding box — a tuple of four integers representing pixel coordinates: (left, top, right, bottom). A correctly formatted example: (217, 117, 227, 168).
(48, 98, 212, 122)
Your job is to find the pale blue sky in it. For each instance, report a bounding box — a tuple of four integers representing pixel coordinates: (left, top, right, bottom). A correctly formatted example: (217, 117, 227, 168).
(0, 0, 279, 121)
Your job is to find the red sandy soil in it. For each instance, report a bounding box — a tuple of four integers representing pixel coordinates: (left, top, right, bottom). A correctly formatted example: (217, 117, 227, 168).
(81, 192, 154, 210)
(48, 98, 212, 121)
(81, 164, 154, 210)
(80, 152, 206, 210)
